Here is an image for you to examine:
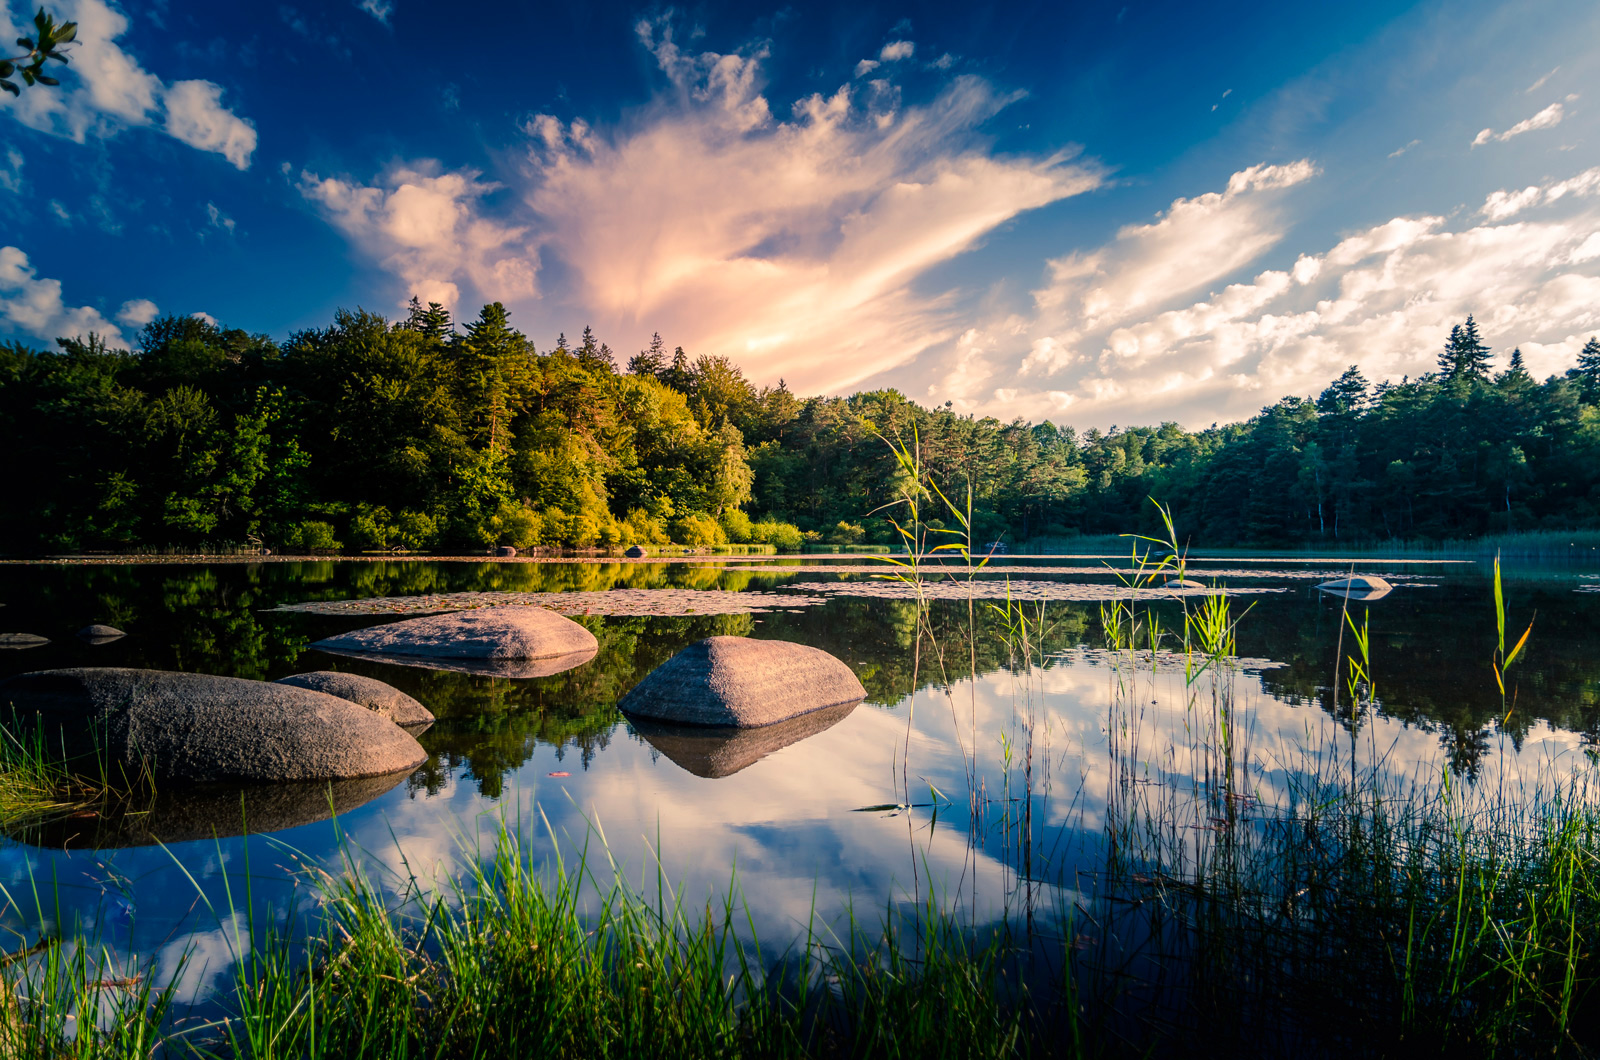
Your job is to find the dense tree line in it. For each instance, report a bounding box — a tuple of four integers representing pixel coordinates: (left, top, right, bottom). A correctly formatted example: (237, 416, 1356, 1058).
(2, 303, 1599, 553)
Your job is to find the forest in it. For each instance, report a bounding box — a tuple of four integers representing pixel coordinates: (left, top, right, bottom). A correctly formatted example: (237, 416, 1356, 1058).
(2, 302, 1599, 554)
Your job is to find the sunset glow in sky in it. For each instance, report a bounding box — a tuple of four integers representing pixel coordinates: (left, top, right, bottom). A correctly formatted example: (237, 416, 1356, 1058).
(2, 0, 1598, 426)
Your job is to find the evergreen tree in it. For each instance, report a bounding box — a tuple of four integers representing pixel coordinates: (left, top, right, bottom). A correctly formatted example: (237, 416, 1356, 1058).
(661, 345, 693, 392)
(1438, 316, 1492, 381)
(628, 332, 667, 376)
(1499, 347, 1532, 385)
(1316, 365, 1370, 415)
(402, 297, 453, 340)
(1576, 337, 1600, 403)
(574, 326, 616, 372)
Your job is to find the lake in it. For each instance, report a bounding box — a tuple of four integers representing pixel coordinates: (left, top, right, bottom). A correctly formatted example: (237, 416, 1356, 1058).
(0, 553, 1597, 1019)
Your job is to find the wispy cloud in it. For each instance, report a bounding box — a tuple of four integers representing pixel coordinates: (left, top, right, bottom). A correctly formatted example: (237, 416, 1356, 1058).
(908, 163, 1600, 427)
(509, 20, 1100, 392)
(204, 201, 237, 236)
(357, 0, 394, 25)
(0, 0, 256, 169)
(1472, 99, 1572, 146)
(879, 40, 914, 62)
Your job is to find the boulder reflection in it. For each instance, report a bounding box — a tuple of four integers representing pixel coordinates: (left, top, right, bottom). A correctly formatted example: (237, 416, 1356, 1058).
(310, 646, 598, 679)
(5, 771, 412, 849)
(627, 700, 861, 778)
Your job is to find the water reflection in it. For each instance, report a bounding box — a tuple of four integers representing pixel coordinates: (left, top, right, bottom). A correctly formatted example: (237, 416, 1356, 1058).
(311, 645, 600, 679)
(0, 557, 1598, 1009)
(628, 701, 861, 778)
(6, 773, 410, 849)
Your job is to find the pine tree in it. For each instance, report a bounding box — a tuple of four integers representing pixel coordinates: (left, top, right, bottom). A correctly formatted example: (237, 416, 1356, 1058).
(1316, 365, 1370, 415)
(1438, 315, 1492, 381)
(402, 297, 453, 339)
(661, 345, 692, 392)
(627, 332, 667, 376)
(1577, 337, 1600, 403)
(459, 303, 531, 455)
(1498, 347, 1531, 385)
(574, 326, 616, 372)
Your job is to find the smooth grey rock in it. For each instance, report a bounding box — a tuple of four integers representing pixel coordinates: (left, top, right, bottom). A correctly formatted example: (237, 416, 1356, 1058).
(1164, 578, 1206, 589)
(625, 545, 647, 558)
(275, 671, 434, 727)
(0, 668, 427, 783)
(1318, 575, 1392, 592)
(78, 624, 126, 643)
(5, 773, 409, 850)
(620, 636, 866, 728)
(630, 701, 858, 778)
(311, 608, 598, 665)
(0, 633, 49, 649)
(497, 545, 517, 557)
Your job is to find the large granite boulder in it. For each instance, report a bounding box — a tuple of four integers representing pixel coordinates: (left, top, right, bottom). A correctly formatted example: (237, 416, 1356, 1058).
(620, 637, 865, 728)
(629, 702, 858, 778)
(275, 671, 434, 727)
(624, 545, 647, 558)
(0, 668, 427, 783)
(311, 609, 598, 678)
(78, 624, 126, 644)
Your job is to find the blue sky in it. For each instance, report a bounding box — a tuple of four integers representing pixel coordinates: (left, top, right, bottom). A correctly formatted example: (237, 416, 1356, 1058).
(1, 0, 1597, 427)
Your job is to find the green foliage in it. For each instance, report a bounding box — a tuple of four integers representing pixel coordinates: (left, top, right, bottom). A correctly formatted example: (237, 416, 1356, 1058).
(7, 312, 1600, 553)
(1, 8, 77, 97)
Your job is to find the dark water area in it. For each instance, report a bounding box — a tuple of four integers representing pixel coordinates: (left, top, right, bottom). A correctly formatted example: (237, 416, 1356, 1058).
(0, 554, 1597, 1014)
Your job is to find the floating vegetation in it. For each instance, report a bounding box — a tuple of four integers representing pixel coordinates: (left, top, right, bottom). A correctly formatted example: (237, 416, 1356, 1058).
(777, 577, 1290, 602)
(270, 587, 831, 617)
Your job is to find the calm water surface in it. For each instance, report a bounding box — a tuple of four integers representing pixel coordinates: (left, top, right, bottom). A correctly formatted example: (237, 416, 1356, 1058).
(0, 554, 1597, 1010)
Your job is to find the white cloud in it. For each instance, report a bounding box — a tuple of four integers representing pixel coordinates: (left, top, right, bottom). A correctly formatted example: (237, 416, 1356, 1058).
(357, 0, 394, 24)
(205, 201, 236, 235)
(47, 199, 70, 224)
(115, 297, 159, 326)
(499, 22, 1100, 393)
(0, 147, 22, 193)
(298, 163, 535, 310)
(0, 245, 127, 345)
(164, 80, 257, 169)
(854, 58, 879, 78)
(879, 40, 914, 62)
(0, 0, 255, 168)
(1481, 166, 1600, 220)
(1024, 160, 1317, 373)
(1472, 100, 1570, 146)
(1528, 67, 1559, 93)
(191, 311, 217, 326)
(919, 164, 1600, 428)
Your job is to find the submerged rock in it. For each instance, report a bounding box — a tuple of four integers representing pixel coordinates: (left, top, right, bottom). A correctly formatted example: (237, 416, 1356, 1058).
(4, 772, 409, 850)
(1164, 578, 1207, 589)
(629, 701, 859, 778)
(620, 636, 865, 728)
(275, 671, 434, 727)
(625, 545, 647, 558)
(1317, 575, 1393, 602)
(0, 668, 427, 783)
(0, 634, 49, 649)
(77, 624, 126, 644)
(310, 608, 599, 670)
(1318, 575, 1392, 592)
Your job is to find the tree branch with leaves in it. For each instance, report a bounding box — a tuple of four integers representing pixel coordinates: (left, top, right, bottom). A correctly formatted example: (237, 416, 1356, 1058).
(2, 8, 77, 97)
